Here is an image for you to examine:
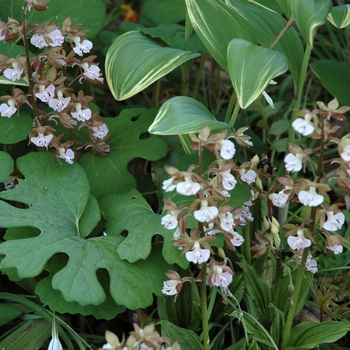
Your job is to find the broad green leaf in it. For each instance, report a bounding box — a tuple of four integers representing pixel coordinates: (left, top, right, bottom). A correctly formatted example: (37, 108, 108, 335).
(311, 59, 350, 106)
(227, 39, 288, 109)
(225, 0, 303, 85)
(185, 0, 302, 82)
(286, 321, 350, 349)
(158, 320, 203, 350)
(328, 5, 350, 28)
(290, 0, 332, 47)
(0, 152, 14, 182)
(148, 96, 230, 135)
(141, 0, 186, 26)
(105, 31, 200, 101)
(276, 0, 292, 18)
(79, 108, 169, 199)
(99, 189, 188, 268)
(0, 152, 171, 317)
(269, 119, 288, 136)
(0, 303, 21, 326)
(269, 304, 285, 348)
(0, 112, 32, 144)
(0, 0, 105, 39)
(185, 0, 254, 71)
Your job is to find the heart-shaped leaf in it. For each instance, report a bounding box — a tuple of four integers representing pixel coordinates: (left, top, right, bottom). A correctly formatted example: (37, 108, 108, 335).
(148, 96, 230, 135)
(290, 0, 332, 47)
(227, 39, 288, 109)
(105, 31, 200, 101)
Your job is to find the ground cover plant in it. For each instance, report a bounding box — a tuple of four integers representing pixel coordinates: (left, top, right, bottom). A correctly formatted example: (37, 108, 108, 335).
(0, 0, 350, 349)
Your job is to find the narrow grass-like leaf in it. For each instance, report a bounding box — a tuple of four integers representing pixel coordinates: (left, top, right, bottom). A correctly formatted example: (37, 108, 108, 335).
(328, 5, 350, 29)
(290, 0, 332, 47)
(227, 39, 288, 109)
(105, 31, 200, 101)
(148, 96, 230, 135)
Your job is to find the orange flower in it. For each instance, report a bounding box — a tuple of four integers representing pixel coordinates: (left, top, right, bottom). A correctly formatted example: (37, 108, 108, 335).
(121, 4, 139, 22)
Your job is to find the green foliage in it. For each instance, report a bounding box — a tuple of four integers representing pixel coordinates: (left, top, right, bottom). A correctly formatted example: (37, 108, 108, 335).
(227, 39, 288, 109)
(0, 112, 32, 144)
(79, 108, 169, 199)
(105, 31, 200, 101)
(0, 151, 14, 182)
(149, 96, 230, 135)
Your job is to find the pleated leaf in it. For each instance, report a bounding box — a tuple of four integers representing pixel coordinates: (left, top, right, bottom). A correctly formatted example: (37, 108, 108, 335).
(328, 5, 350, 29)
(227, 39, 288, 109)
(290, 0, 332, 47)
(105, 31, 200, 101)
(148, 96, 230, 135)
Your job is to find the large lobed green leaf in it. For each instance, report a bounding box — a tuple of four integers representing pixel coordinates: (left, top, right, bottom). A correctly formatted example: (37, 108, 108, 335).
(0, 152, 14, 182)
(79, 108, 169, 199)
(99, 189, 188, 268)
(185, 0, 303, 83)
(227, 39, 288, 109)
(0, 152, 171, 318)
(0, 112, 32, 144)
(290, 0, 332, 47)
(105, 31, 200, 101)
(148, 96, 230, 135)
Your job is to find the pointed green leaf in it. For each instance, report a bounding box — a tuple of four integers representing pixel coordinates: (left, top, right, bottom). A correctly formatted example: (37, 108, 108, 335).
(105, 31, 200, 101)
(186, 0, 303, 82)
(148, 96, 230, 135)
(226, 0, 303, 86)
(141, 0, 186, 25)
(311, 59, 350, 106)
(227, 39, 288, 109)
(158, 320, 202, 350)
(290, 0, 332, 47)
(185, 0, 254, 71)
(99, 189, 188, 268)
(328, 5, 350, 28)
(286, 321, 350, 349)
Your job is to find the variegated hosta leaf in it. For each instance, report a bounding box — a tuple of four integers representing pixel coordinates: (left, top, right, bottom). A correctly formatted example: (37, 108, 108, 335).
(227, 39, 288, 109)
(105, 30, 200, 101)
(290, 0, 332, 47)
(148, 96, 230, 135)
(185, 0, 303, 83)
(328, 5, 350, 29)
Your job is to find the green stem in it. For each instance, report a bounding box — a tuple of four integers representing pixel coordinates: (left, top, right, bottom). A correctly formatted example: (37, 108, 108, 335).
(228, 100, 241, 128)
(192, 52, 207, 100)
(287, 44, 312, 146)
(281, 248, 309, 349)
(224, 92, 236, 125)
(200, 262, 210, 350)
(243, 224, 252, 265)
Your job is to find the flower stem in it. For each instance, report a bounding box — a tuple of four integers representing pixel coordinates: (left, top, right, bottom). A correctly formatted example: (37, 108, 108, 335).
(200, 262, 210, 350)
(281, 247, 309, 349)
(288, 44, 312, 146)
(228, 100, 241, 128)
